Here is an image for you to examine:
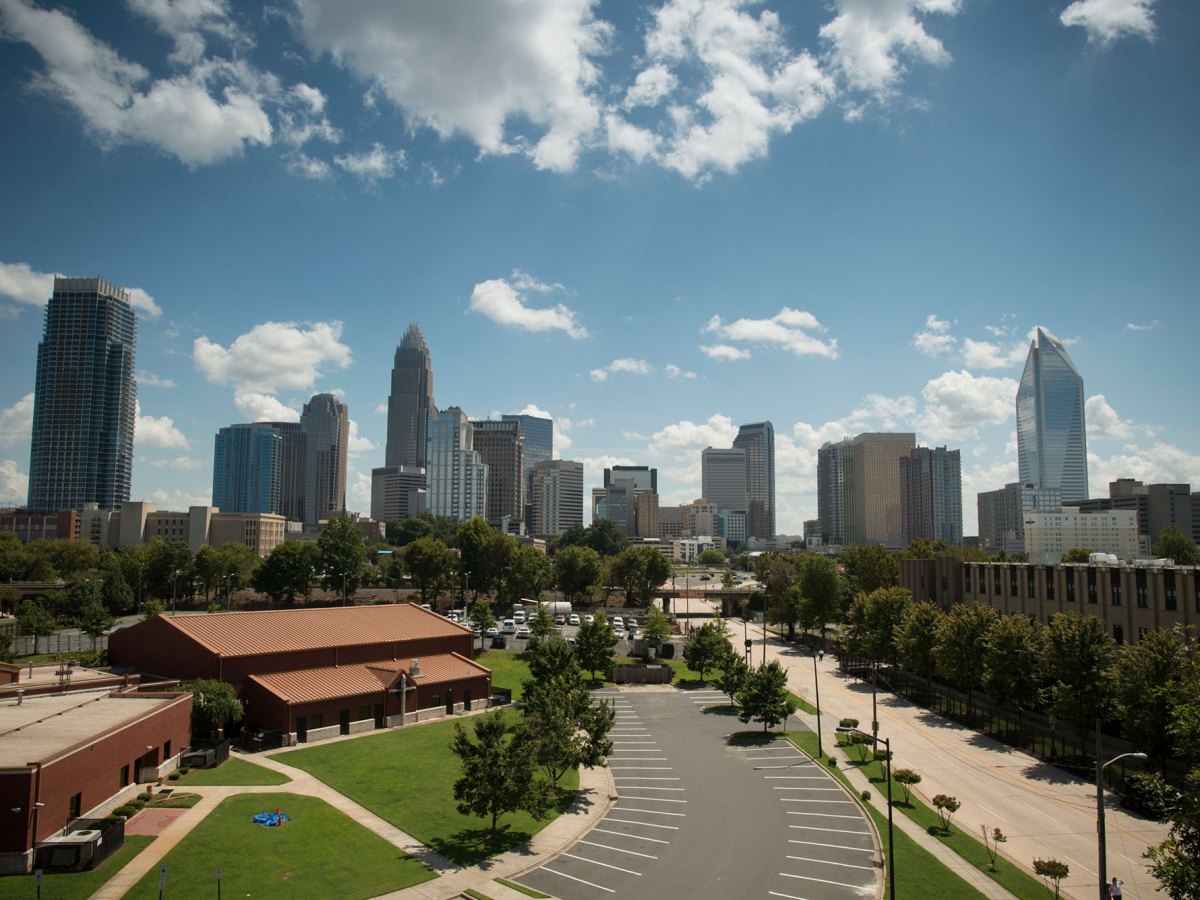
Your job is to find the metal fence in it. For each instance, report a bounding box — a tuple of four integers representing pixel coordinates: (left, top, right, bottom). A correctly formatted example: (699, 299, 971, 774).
(5, 627, 108, 658)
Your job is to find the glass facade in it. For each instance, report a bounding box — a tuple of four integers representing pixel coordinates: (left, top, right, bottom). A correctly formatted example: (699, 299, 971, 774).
(501, 412, 552, 516)
(212, 423, 283, 514)
(386, 324, 434, 470)
(1016, 327, 1089, 503)
(733, 421, 775, 540)
(301, 393, 349, 524)
(28, 277, 137, 514)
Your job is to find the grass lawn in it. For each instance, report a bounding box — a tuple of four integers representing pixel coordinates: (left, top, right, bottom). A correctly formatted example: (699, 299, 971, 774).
(180, 756, 292, 786)
(476, 649, 532, 699)
(121, 794, 434, 899)
(273, 708, 580, 866)
(836, 744, 1048, 900)
(0, 836, 155, 900)
(781, 732, 989, 900)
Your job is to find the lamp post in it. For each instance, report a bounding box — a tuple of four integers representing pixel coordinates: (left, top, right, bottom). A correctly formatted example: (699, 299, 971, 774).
(1095, 723, 1146, 900)
(812, 646, 824, 760)
(851, 727, 894, 900)
(170, 569, 180, 615)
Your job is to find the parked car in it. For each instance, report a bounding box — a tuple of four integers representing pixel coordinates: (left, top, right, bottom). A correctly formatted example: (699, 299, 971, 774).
(554, 614, 566, 625)
(502, 619, 516, 634)
(613, 627, 626, 640)
(485, 626, 499, 637)
(612, 616, 624, 630)
(512, 609, 526, 625)
(472, 626, 482, 639)
(490, 635, 508, 649)
(568, 613, 580, 626)
(583, 614, 594, 624)
(516, 625, 531, 640)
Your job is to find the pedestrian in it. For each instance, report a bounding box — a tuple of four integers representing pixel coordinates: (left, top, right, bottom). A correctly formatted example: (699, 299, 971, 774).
(1109, 877, 1123, 899)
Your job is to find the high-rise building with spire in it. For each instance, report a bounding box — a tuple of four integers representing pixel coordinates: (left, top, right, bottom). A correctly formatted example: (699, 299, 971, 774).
(1016, 326, 1089, 503)
(28, 277, 137, 514)
(385, 324, 433, 469)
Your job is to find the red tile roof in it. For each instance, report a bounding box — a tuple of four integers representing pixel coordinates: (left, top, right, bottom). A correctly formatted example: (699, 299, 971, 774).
(157, 604, 468, 658)
(247, 653, 490, 704)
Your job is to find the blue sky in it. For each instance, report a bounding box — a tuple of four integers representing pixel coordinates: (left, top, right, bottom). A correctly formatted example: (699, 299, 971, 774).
(1, 0, 1197, 537)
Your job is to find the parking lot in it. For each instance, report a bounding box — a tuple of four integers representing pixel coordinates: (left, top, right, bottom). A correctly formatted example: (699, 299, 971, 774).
(515, 688, 879, 900)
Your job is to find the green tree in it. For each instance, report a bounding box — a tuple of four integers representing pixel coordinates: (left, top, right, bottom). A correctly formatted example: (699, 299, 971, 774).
(932, 794, 961, 832)
(1060, 547, 1093, 563)
(1032, 859, 1069, 899)
(529, 604, 557, 639)
(100, 568, 135, 616)
(895, 601, 943, 690)
(145, 538, 194, 602)
(63, 576, 103, 625)
(737, 660, 796, 734)
(934, 602, 999, 713)
(585, 518, 629, 557)
(468, 601, 496, 650)
(78, 598, 116, 649)
(111, 545, 150, 611)
(905, 538, 935, 559)
(402, 536, 455, 602)
(186, 678, 244, 738)
(451, 711, 554, 838)
(386, 513, 459, 548)
(609, 547, 671, 608)
(771, 584, 807, 641)
(640, 607, 671, 655)
(839, 544, 899, 594)
(717, 650, 750, 706)
(318, 517, 369, 603)
(893, 768, 922, 804)
(193, 544, 224, 602)
(30, 538, 100, 580)
(983, 613, 1046, 730)
(697, 548, 725, 566)
(575, 614, 618, 681)
(1115, 626, 1196, 773)
(253, 541, 319, 605)
(17, 598, 56, 654)
(142, 598, 165, 619)
(684, 621, 732, 680)
(502, 543, 553, 605)
(521, 664, 614, 785)
(457, 516, 498, 599)
(798, 553, 844, 640)
(1045, 612, 1115, 743)
(1153, 525, 1199, 565)
(754, 551, 800, 608)
(843, 586, 911, 667)
(554, 545, 602, 603)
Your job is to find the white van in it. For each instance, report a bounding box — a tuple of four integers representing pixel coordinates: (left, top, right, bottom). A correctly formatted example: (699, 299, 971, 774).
(512, 609, 526, 625)
(502, 618, 516, 635)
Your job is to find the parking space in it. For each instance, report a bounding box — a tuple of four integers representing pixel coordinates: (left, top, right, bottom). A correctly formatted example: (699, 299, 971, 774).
(515, 688, 880, 900)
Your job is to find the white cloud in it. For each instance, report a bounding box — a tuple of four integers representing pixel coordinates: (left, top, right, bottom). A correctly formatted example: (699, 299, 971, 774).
(0, 305, 19, 320)
(0, 393, 34, 447)
(1085, 394, 1136, 441)
(1125, 319, 1160, 332)
(149, 455, 204, 470)
(348, 469, 372, 512)
(623, 63, 676, 109)
(649, 413, 738, 455)
(347, 419, 376, 453)
(1060, 0, 1155, 46)
(961, 337, 1028, 370)
(292, 0, 611, 173)
(700, 343, 752, 361)
(665, 363, 697, 379)
(604, 112, 661, 163)
(917, 370, 1018, 440)
(288, 152, 333, 180)
(913, 313, 955, 356)
(0, 261, 162, 317)
(233, 391, 300, 422)
(374, 401, 388, 414)
(702, 307, 839, 359)
(590, 358, 652, 382)
(1088, 442, 1200, 500)
(820, 0, 962, 98)
(277, 82, 340, 146)
(135, 403, 189, 449)
(469, 273, 588, 339)
(0, 459, 29, 503)
(193, 320, 352, 392)
(138, 371, 176, 388)
(559, 416, 595, 429)
(126, 0, 243, 66)
(514, 403, 553, 419)
(149, 486, 211, 508)
(622, 430, 647, 441)
(334, 142, 406, 185)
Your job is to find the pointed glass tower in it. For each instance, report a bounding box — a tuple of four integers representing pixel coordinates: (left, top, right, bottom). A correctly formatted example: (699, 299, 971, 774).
(385, 324, 434, 469)
(1016, 326, 1088, 503)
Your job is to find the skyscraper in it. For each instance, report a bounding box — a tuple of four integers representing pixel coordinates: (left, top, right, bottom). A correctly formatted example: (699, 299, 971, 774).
(28, 277, 137, 514)
(531, 460, 583, 538)
(386, 324, 434, 469)
(268, 421, 306, 523)
(701, 446, 747, 541)
(817, 438, 850, 545)
(842, 432, 916, 547)
(427, 407, 488, 521)
(502, 412, 552, 521)
(1016, 326, 1089, 503)
(733, 421, 775, 540)
(471, 419, 525, 526)
(899, 445, 963, 546)
(212, 424, 283, 515)
(300, 393, 349, 524)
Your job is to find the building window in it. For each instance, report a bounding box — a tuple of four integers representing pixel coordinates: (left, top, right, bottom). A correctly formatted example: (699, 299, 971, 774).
(1137, 571, 1148, 608)
(964, 568, 972, 592)
(1009, 566, 1018, 597)
(429, 693, 441, 710)
(69, 793, 82, 819)
(1165, 571, 1177, 612)
(310, 713, 323, 729)
(1111, 578, 1121, 606)
(1067, 579, 1076, 602)
(1045, 568, 1055, 601)
(120, 765, 130, 788)
(994, 570, 1002, 594)
(164, 740, 171, 759)
(1113, 624, 1124, 645)
(1087, 570, 1097, 604)
(358, 705, 372, 721)
(1028, 571, 1037, 599)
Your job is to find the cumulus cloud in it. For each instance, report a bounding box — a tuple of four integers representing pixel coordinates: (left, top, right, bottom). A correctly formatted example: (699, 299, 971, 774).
(126, 0, 244, 66)
(292, 0, 611, 173)
(1060, 0, 1155, 46)
(348, 469, 372, 512)
(702, 308, 839, 359)
(590, 358, 652, 382)
(820, 0, 962, 98)
(347, 419, 376, 453)
(135, 403, 189, 449)
(623, 63, 676, 109)
(0, 459, 29, 503)
(149, 486, 212, 508)
(0, 261, 162, 317)
(913, 314, 955, 356)
(374, 401, 388, 414)
(288, 152, 333, 180)
(1089, 442, 1200, 499)
(700, 343, 752, 361)
(150, 455, 204, 470)
(917, 370, 1018, 440)
(961, 337, 1028, 370)
(0, 393, 34, 447)
(193, 320, 352, 393)
(233, 391, 300, 422)
(649, 413, 738, 455)
(469, 272, 588, 339)
(1125, 319, 1160, 332)
(334, 143, 406, 185)
(138, 371, 176, 388)
(665, 363, 697, 379)
(1086, 394, 1136, 441)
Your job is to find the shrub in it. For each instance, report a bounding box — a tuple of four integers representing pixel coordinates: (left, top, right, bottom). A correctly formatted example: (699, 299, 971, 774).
(861, 790, 871, 801)
(893, 768, 922, 804)
(827, 757, 838, 768)
(112, 805, 137, 817)
(932, 794, 961, 832)
(137, 791, 153, 802)
(168, 773, 180, 781)
(179, 766, 190, 774)
(839, 718, 859, 728)
(1033, 858, 1069, 898)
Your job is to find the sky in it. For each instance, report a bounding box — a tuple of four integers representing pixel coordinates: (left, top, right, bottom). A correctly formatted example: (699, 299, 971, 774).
(0, 0, 1197, 538)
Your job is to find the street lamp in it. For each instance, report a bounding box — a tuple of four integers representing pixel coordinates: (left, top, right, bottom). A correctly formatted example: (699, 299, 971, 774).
(811, 646, 824, 761)
(170, 569, 180, 615)
(1095, 727, 1146, 900)
(847, 726, 894, 900)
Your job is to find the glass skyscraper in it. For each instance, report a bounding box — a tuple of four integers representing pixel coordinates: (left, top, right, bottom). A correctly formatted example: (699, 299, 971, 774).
(1016, 327, 1089, 503)
(212, 423, 283, 515)
(501, 412, 552, 520)
(733, 421, 775, 540)
(28, 277, 137, 514)
(386, 324, 434, 469)
(301, 393, 349, 524)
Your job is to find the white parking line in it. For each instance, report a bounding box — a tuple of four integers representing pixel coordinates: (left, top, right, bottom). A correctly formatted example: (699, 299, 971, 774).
(540, 867, 616, 893)
(789, 839, 874, 853)
(755, 764, 808, 770)
(768, 891, 810, 900)
(608, 766, 674, 770)
(735, 745, 793, 751)
(578, 839, 659, 859)
(779, 872, 874, 889)
(764, 774, 816, 778)
(786, 854, 875, 871)
(780, 799, 854, 804)
(613, 777, 680, 781)
(977, 803, 1007, 822)
(616, 795, 687, 803)
(562, 852, 642, 876)
(609, 757, 669, 761)
(789, 825, 871, 836)
(615, 785, 684, 791)
(614, 807, 686, 816)
(604, 817, 679, 830)
(786, 811, 864, 820)
(748, 756, 801, 761)
(593, 827, 670, 844)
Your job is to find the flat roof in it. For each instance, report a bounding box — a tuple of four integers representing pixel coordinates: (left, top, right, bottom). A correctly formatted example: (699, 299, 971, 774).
(0, 663, 120, 693)
(0, 690, 185, 767)
(135, 603, 470, 659)
(248, 653, 490, 705)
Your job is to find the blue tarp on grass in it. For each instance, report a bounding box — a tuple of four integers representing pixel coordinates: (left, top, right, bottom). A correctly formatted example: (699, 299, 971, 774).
(252, 811, 292, 827)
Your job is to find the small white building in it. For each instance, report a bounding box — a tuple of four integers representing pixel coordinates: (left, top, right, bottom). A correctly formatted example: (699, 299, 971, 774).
(671, 535, 727, 564)
(1024, 509, 1140, 565)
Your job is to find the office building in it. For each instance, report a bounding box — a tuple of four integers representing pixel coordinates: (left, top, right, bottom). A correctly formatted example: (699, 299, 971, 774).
(471, 419, 525, 526)
(1065, 480, 1194, 551)
(845, 432, 916, 547)
(300, 394, 349, 525)
(658, 505, 684, 542)
(427, 407, 488, 521)
(1016, 327, 1089, 503)
(977, 482, 1062, 554)
(212, 424, 283, 515)
(682, 498, 718, 537)
(385, 324, 434, 470)
(634, 490, 660, 539)
(502, 413, 552, 521)
(605, 465, 657, 492)
(817, 438, 850, 546)
(76, 501, 286, 557)
(598, 466, 658, 535)
(733, 422, 775, 540)
(899, 446, 963, 546)
(268, 422, 306, 523)
(370, 465, 427, 522)
(27, 277, 137, 514)
(1025, 509, 1140, 564)
(531, 459, 583, 538)
(702, 447, 747, 512)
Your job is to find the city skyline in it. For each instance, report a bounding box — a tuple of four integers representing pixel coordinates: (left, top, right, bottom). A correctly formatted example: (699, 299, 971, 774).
(1, 1, 1198, 536)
